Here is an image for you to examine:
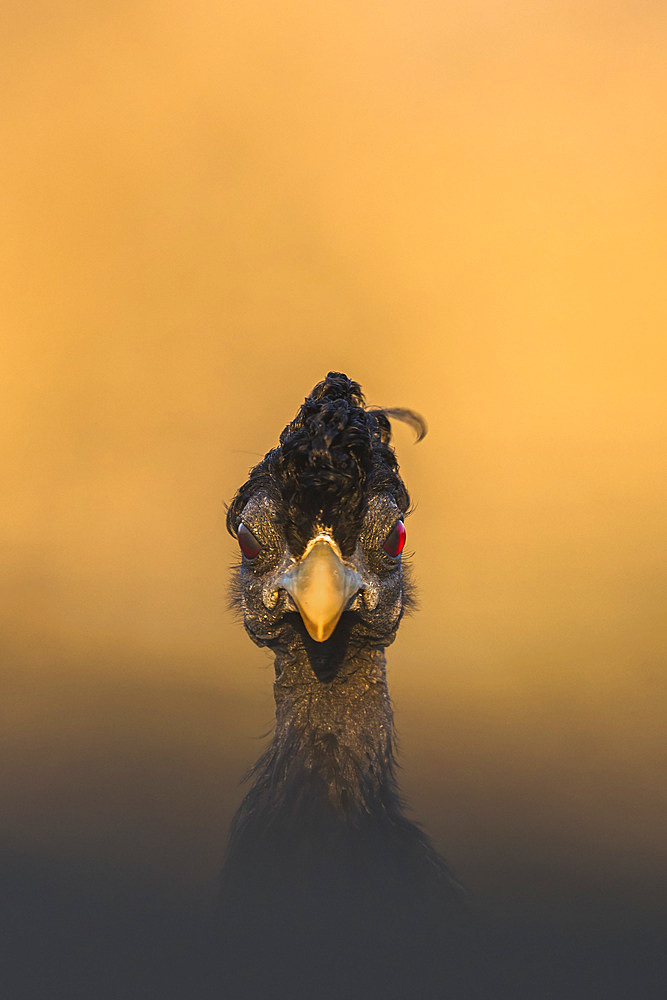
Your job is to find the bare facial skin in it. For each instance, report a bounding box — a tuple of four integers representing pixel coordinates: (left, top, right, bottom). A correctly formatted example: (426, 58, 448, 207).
(234, 491, 408, 669)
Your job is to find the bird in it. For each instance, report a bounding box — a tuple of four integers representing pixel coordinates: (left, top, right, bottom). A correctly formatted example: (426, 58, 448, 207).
(212, 372, 483, 1000)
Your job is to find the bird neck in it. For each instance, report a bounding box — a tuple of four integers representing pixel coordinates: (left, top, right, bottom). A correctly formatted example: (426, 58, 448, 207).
(272, 644, 395, 808)
(237, 643, 399, 825)
(222, 641, 463, 911)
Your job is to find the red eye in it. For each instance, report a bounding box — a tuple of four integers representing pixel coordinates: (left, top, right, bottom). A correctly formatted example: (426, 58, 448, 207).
(237, 523, 262, 559)
(383, 520, 406, 558)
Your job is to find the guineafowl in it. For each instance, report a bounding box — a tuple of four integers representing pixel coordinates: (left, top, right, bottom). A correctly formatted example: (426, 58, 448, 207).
(214, 373, 483, 1000)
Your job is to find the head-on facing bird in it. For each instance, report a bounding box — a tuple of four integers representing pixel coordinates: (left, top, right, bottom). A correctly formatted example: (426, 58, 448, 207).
(227, 370, 419, 680)
(218, 372, 471, 1000)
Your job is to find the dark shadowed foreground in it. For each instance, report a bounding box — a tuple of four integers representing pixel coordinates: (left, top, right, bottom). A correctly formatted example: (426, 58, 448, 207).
(2, 846, 666, 1000)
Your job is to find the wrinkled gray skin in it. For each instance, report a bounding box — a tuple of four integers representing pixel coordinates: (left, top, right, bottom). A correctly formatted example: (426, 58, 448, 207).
(237, 491, 404, 650)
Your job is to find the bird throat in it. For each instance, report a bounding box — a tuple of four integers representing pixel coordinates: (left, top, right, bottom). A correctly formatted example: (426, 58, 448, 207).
(240, 643, 397, 828)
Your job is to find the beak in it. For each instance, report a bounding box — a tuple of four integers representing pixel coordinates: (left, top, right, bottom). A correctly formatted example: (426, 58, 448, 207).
(278, 535, 363, 642)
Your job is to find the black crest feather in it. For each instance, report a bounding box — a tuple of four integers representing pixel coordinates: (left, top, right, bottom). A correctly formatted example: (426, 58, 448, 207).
(226, 372, 425, 556)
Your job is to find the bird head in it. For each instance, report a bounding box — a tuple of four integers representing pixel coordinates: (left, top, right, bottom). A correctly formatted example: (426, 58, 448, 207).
(227, 372, 424, 678)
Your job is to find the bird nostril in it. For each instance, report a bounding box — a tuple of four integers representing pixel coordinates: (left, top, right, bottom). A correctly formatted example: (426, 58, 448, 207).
(281, 590, 298, 613)
(348, 591, 364, 612)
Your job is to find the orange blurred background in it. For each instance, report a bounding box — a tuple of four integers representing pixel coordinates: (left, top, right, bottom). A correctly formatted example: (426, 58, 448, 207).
(2, 0, 666, 976)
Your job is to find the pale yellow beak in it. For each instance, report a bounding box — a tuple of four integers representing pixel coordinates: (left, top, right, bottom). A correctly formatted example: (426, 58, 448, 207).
(278, 535, 363, 642)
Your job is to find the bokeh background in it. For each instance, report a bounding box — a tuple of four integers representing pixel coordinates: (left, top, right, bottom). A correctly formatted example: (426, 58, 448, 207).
(2, 1, 666, 996)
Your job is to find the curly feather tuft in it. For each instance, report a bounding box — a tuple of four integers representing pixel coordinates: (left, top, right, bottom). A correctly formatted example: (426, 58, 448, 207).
(227, 372, 421, 556)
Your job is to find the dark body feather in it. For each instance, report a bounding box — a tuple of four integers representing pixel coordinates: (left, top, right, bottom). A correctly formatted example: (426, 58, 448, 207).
(214, 374, 485, 1000)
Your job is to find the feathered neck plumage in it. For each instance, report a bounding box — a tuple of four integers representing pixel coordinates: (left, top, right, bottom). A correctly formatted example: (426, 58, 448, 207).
(230, 645, 400, 845)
